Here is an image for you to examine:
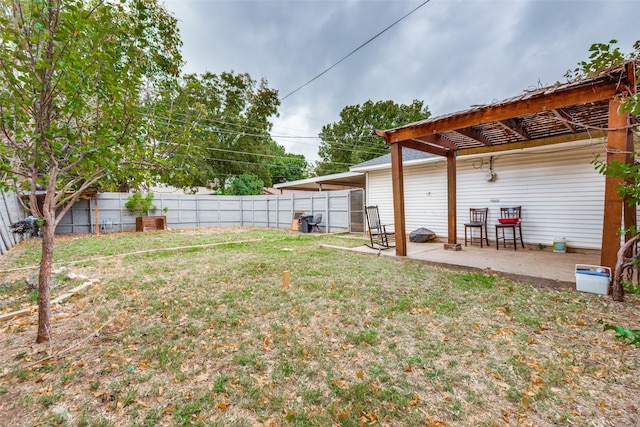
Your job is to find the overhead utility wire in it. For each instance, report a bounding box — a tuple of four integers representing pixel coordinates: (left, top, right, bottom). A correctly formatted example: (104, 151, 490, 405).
(152, 109, 384, 143)
(280, 0, 432, 101)
(161, 140, 354, 167)
(150, 113, 390, 157)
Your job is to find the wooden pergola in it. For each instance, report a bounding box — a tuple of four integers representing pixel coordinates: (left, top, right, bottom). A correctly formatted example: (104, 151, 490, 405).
(375, 60, 638, 273)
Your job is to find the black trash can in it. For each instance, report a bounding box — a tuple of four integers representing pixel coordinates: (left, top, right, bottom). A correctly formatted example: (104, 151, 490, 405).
(298, 216, 311, 233)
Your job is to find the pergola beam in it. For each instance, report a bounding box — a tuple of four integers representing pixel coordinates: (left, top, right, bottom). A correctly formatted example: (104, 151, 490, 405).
(375, 129, 456, 156)
(458, 130, 607, 156)
(453, 127, 492, 146)
(414, 133, 458, 151)
(498, 118, 531, 140)
(552, 108, 578, 133)
(383, 79, 620, 144)
(403, 139, 449, 157)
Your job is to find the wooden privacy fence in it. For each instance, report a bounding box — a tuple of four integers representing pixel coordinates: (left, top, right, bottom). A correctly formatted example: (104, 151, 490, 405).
(56, 189, 365, 236)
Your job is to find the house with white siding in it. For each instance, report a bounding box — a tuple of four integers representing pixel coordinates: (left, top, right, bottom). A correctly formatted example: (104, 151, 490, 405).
(277, 61, 636, 279)
(350, 139, 606, 251)
(370, 60, 638, 285)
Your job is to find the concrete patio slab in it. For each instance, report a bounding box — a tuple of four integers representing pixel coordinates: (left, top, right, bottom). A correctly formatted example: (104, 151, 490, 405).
(323, 240, 604, 291)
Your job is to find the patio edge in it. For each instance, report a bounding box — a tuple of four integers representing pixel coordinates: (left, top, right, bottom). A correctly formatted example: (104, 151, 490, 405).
(319, 243, 576, 291)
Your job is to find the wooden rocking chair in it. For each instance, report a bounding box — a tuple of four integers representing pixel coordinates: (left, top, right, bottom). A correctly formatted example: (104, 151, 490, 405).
(365, 205, 395, 250)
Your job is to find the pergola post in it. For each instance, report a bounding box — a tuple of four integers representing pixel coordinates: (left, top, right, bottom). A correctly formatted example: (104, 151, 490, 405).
(623, 62, 637, 244)
(624, 129, 637, 238)
(444, 151, 461, 250)
(390, 143, 407, 256)
(600, 98, 630, 274)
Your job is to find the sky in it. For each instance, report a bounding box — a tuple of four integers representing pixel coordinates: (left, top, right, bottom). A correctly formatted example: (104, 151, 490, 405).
(162, 0, 639, 163)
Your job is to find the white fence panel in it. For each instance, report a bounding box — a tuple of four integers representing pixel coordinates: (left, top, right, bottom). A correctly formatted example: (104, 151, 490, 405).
(0, 191, 23, 255)
(68, 190, 360, 235)
(0, 190, 363, 255)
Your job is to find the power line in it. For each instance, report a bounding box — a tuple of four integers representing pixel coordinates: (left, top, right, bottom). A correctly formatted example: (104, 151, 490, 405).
(148, 111, 391, 158)
(168, 151, 352, 171)
(160, 140, 357, 168)
(280, 0, 432, 101)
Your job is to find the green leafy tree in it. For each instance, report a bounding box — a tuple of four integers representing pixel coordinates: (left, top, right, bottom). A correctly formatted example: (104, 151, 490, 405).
(316, 99, 430, 175)
(0, 0, 182, 342)
(566, 39, 640, 114)
(125, 192, 156, 217)
(565, 40, 631, 79)
(267, 142, 307, 185)
(230, 173, 264, 195)
(584, 40, 640, 218)
(153, 72, 283, 191)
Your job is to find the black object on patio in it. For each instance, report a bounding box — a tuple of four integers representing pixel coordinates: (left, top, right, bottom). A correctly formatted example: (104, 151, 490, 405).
(409, 227, 436, 243)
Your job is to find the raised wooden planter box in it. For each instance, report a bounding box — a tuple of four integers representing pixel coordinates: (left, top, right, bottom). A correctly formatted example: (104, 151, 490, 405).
(135, 216, 167, 232)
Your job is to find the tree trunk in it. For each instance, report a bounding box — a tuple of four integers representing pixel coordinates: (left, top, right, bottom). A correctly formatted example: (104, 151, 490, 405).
(612, 233, 640, 302)
(35, 222, 55, 343)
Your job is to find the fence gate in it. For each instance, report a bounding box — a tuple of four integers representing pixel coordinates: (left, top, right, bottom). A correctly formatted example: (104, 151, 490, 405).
(349, 189, 364, 233)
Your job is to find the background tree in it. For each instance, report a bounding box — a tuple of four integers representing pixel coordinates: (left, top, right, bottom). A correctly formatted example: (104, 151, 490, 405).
(229, 173, 264, 195)
(566, 39, 640, 117)
(576, 40, 640, 220)
(223, 143, 307, 195)
(0, 0, 182, 343)
(316, 99, 430, 175)
(267, 142, 307, 185)
(152, 72, 289, 192)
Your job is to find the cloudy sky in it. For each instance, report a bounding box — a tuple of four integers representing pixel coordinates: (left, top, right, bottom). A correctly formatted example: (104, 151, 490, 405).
(162, 0, 638, 163)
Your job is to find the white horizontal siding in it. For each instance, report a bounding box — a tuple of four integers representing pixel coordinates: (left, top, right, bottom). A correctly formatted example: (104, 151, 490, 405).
(367, 162, 450, 236)
(366, 141, 607, 249)
(367, 171, 396, 225)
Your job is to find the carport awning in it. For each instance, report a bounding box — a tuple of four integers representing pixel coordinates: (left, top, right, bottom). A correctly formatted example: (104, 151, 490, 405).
(273, 171, 365, 191)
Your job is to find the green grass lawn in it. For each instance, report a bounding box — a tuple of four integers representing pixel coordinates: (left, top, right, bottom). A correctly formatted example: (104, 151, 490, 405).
(0, 228, 639, 426)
